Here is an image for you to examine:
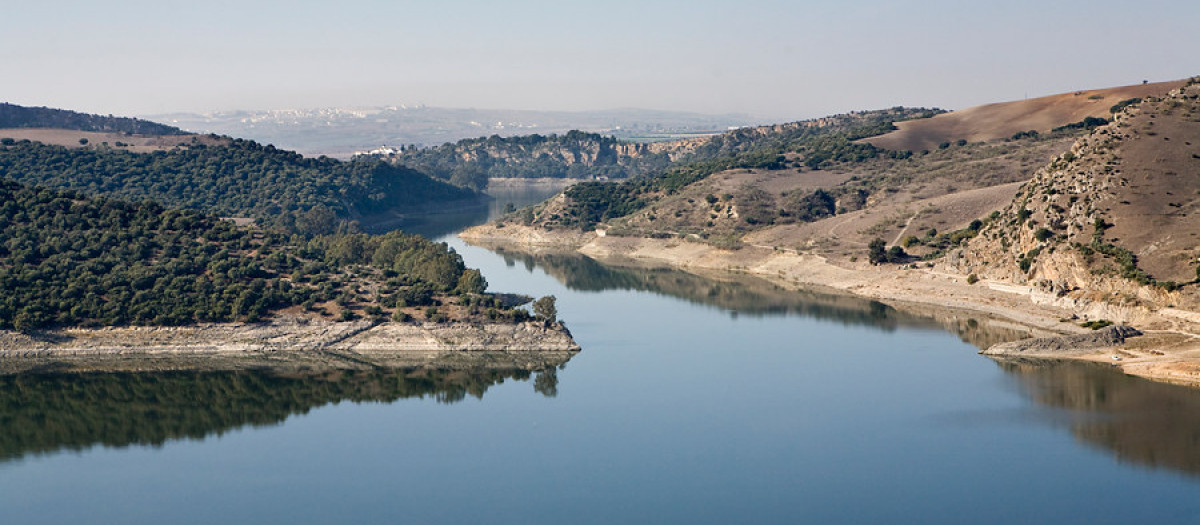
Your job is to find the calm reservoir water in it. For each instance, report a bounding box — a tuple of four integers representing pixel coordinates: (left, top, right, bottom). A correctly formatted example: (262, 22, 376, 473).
(3, 185, 1200, 524)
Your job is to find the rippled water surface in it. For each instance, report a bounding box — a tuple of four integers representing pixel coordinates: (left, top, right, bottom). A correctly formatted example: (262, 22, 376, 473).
(3, 184, 1200, 524)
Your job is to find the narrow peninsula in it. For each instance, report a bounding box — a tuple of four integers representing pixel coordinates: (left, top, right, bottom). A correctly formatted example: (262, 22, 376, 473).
(0, 106, 578, 373)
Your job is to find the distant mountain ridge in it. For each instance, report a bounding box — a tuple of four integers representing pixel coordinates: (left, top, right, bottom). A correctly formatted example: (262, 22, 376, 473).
(1, 102, 186, 135)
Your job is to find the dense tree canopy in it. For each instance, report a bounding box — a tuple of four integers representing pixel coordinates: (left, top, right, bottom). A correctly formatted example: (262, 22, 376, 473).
(0, 138, 478, 234)
(0, 179, 497, 331)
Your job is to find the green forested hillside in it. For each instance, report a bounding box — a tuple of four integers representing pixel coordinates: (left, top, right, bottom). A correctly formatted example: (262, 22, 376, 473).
(0, 179, 512, 331)
(0, 138, 478, 234)
(0, 102, 186, 135)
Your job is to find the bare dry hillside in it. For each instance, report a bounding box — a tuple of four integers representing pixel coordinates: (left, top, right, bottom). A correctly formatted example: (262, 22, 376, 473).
(865, 80, 1186, 152)
(497, 79, 1199, 272)
(588, 134, 1075, 257)
(953, 79, 1200, 309)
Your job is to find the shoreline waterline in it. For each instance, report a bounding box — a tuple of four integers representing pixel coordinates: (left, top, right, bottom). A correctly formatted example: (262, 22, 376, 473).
(460, 222, 1200, 388)
(0, 315, 579, 374)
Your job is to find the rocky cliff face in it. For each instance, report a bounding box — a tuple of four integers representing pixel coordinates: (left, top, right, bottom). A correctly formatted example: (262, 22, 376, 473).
(951, 79, 1200, 316)
(456, 136, 680, 167)
(385, 131, 691, 184)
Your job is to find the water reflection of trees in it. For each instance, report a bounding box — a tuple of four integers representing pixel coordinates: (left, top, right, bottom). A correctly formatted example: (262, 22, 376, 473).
(0, 365, 562, 463)
(365, 205, 490, 239)
(376, 184, 566, 239)
(497, 249, 923, 329)
(995, 358, 1200, 476)
(495, 248, 1037, 348)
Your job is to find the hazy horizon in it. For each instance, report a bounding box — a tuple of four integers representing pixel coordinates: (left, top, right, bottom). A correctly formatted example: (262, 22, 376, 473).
(141, 104, 759, 120)
(5, 0, 1199, 122)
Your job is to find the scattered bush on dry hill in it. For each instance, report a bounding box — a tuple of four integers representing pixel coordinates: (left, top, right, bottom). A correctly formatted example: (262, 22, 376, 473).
(1053, 116, 1109, 133)
(954, 78, 1200, 297)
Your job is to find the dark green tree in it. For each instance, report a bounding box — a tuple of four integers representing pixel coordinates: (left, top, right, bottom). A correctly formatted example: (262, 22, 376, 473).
(532, 295, 557, 324)
(868, 238, 887, 265)
(456, 269, 487, 295)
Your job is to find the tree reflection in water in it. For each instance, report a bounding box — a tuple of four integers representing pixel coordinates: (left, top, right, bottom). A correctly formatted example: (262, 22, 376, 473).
(0, 364, 563, 463)
(493, 247, 1039, 348)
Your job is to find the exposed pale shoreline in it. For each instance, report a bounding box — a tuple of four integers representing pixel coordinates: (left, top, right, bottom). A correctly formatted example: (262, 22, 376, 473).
(0, 316, 579, 374)
(461, 223, 1200, 387)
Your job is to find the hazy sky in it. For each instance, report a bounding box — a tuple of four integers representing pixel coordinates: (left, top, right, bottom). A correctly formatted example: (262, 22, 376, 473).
(4, 0, 1198, 121)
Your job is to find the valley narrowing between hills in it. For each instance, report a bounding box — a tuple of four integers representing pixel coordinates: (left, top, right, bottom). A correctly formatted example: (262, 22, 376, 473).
(462, 78, 1200, 387)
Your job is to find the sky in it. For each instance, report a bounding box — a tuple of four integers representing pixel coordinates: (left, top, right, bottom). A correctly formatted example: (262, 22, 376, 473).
(4, 0, 1199, 122)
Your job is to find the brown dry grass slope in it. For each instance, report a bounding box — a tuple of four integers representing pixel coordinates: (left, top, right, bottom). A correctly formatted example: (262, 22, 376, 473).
(0, 128, 227, 152)
(866, 80, 1187, 152)
(956, 79, 1200, 307)
(598, 134, 1076, 259)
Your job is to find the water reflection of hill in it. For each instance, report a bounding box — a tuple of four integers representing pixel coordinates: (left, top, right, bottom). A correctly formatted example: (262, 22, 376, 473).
(380, 183, 565, 239)
(367, 203, 489, 239)
(0, 365, 562, 463)
(495, 248, 1037, 348)
(499, 249, 926, 328)
(996, 358, 1200, 476)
